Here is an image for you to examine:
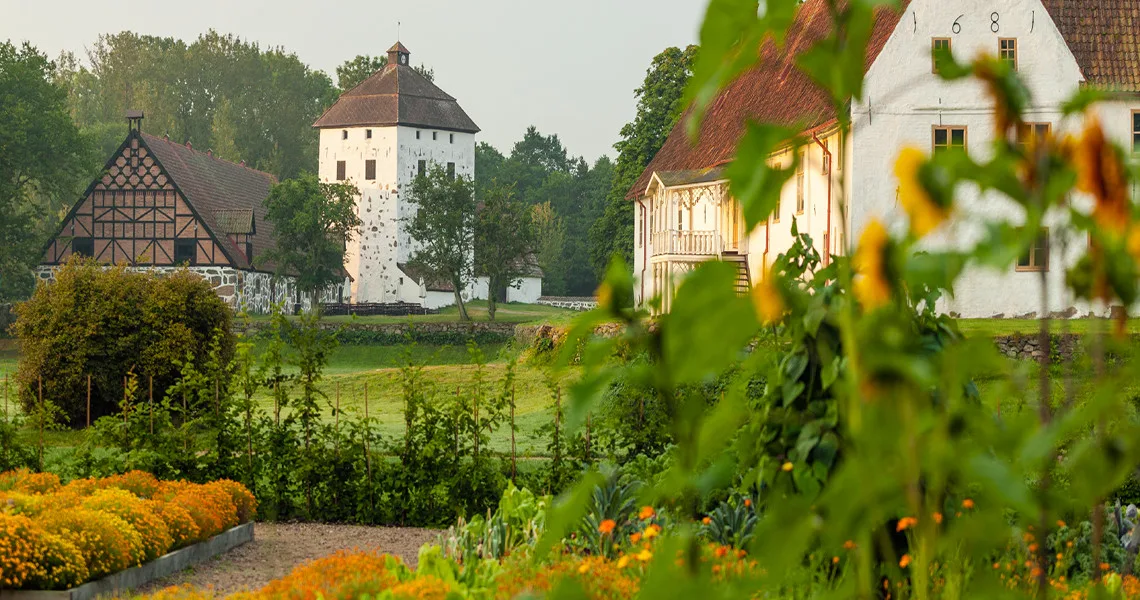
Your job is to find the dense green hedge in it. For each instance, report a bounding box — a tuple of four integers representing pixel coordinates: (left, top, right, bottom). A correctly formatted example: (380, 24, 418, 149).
(11, 257, 234, 426)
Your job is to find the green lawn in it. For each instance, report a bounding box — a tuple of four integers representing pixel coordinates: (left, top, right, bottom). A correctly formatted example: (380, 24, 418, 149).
(957, 318, 1140, 338)
(246, 301, 578, 326)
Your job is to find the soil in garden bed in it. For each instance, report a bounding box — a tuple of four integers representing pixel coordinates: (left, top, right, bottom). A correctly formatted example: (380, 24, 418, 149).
(135, 522, 438, 596)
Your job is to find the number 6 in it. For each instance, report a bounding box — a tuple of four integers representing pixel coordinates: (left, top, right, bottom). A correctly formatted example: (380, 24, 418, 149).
(953, 15, 963, 34)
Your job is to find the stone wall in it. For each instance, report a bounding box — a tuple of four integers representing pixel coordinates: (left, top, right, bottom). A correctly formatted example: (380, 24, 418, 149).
(994, 333, 1083, 363)
(537, 296, 597, 311)
(34, 265, 346, 315)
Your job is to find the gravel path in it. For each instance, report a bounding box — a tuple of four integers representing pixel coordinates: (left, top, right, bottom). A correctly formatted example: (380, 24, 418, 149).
(136, 522, 439, 597)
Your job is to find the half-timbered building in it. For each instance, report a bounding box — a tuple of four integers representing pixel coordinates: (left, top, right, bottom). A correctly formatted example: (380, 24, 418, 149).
(38, 113, 346, 313)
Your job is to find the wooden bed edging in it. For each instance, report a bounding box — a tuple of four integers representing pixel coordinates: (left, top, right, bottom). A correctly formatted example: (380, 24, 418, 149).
(0, 522, 254, 600)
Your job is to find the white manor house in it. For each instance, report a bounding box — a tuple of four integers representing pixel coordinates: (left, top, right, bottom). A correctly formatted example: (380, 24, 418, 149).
(630, 0, 1140, 318)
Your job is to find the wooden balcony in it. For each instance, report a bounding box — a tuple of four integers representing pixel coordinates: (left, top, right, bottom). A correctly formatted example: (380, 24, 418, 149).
(650, 230, 722, 257)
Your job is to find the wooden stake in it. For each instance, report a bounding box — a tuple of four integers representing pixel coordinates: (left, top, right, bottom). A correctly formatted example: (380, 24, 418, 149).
(149, 376, 154, 435)
(38, 376, 44, 471)
(510, 385, 517, 482)
(86, 375, 91, 428)
(364, 381, 374, 513)
(334, 381, 340, 453)
(473, 387, 480, 460)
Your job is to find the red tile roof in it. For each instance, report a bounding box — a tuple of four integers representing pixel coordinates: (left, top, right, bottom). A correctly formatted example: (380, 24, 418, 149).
(629, 0, 1140, 199)
(312, 62, 480, 133)
(1043, 0, 1140, 91)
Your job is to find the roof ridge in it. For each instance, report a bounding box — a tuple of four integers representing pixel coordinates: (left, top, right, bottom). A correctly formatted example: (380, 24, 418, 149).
(140, 132, 277, 181)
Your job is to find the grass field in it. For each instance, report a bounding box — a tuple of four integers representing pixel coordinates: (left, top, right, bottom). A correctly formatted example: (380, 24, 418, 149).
(956, 318, 1140, 338)
(247, 301, 578, 326)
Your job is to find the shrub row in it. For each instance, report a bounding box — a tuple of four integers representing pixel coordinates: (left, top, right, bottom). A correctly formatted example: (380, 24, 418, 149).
(0, 469, 256, 590)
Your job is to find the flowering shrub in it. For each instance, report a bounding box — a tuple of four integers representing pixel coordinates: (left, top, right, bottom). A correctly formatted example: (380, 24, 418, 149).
(0, 469, 62, 494)
(0, 470, 255, 590)
(82, 489, 174, 562)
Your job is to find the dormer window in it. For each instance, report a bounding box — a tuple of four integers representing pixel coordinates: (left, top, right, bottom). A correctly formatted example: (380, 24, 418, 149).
(401, 55, 408, 65)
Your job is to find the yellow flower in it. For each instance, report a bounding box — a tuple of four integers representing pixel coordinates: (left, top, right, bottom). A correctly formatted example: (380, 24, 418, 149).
(853, 220, 892, 310)
(1072, 118, 1130, 234)
(894, 147, 948, 237)
(751, 271, 786, 325)
(639, 506, 656, 520)
(781, 462, 794, 472)
(578, 561, 591, 574)
(643, 524, 661, 540)
(637, 548, 653, 562)
(617, 555, 631, 569)
(598, 519, 616, 535)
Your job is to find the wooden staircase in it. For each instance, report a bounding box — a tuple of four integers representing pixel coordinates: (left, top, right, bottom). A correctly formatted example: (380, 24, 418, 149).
(721, 254, 751, 295)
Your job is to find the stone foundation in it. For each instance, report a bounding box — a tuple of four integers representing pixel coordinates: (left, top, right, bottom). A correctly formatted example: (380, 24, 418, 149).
(34, 265, 346, 316)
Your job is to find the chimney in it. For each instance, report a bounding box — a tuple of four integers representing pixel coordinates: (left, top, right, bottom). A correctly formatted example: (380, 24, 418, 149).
(207, 149, 213, 157)
(240, 160, 246, 167)
(163, 133, 169, 141)
(125, 109, 144, 133)
(185, 140, 192, 150)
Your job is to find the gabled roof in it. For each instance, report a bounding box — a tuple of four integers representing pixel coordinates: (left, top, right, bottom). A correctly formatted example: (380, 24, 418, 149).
(141, 133, 276, 269)
(629, 0, 1140, 200)
(312, 53, 480, 133)
(1042, 0, 1140, 92)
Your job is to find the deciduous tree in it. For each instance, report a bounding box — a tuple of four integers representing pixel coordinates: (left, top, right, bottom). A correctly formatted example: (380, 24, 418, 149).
(475, 185, 537, 321)
(262, 174, 361, 311)
(406, 165, 477, 321)
(0, 41, 92, 300)
(589, 45, 697, 278)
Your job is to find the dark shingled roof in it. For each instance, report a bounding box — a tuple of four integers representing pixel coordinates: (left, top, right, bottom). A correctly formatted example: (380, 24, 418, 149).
(141, 133, 277, 269)
(312, 53, 479, 133)
(629, 0, 1140, 199)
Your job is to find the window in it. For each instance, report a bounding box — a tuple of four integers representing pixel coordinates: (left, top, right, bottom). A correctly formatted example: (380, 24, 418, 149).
(71, 237, 94, 257)
(932, 38, 951, 74)
(1132, 110, 1140, 153)
(449, 133, 454, 144)
(447, 162, 456, 180)
(933, 126, 967, 153)
(416, 130, 421, 140)
(999, 38, 1018, 70)
(1017, 228, 1049, 272)
(366, 129, 372, 139)
(417, 159, 426, 178)
(341, 130, 348, 140)
(432, 131, 438, 141)
(1017, 122, 1051, 149)
(795, 151, 805, 214)
(821, 139, 830, 176)
(365, 159, 376, 180)
(174, 239, 197, 266)
(336, 161, 346, 180)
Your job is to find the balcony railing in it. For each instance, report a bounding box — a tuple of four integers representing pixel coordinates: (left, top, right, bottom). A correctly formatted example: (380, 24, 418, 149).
(651, 230, 722, 257)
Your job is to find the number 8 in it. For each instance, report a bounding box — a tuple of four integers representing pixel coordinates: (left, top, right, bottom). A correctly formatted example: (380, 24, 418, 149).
(953, 15, 963, 34)
(991, 12, 1000, 33)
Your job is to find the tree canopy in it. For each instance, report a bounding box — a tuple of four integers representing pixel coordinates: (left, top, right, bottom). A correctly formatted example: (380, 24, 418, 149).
(0, 41, 93, 300)
(589, 45, 698, 278)
(474, 184, 537, 321)
(262, 174, 361, 308)
(406, 165, 477, 321)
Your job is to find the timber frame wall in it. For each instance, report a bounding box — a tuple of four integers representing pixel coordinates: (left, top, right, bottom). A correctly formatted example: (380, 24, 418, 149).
(43, 132, 231, 268)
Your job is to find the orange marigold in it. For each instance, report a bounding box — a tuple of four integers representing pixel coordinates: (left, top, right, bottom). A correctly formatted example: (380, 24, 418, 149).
(598, 519, 617, 535)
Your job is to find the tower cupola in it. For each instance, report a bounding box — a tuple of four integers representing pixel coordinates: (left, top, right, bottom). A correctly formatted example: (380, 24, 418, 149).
(387, 42, 410, 67)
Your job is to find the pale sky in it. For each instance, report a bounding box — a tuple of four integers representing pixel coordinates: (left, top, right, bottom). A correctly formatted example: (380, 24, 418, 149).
(1, 0, 706, 162)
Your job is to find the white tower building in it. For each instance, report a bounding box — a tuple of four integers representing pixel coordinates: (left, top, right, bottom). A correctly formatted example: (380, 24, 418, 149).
(313, 42, 479, 305)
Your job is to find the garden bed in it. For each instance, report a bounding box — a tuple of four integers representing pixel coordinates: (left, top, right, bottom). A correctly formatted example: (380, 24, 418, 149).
(0, 523, 253, 600)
